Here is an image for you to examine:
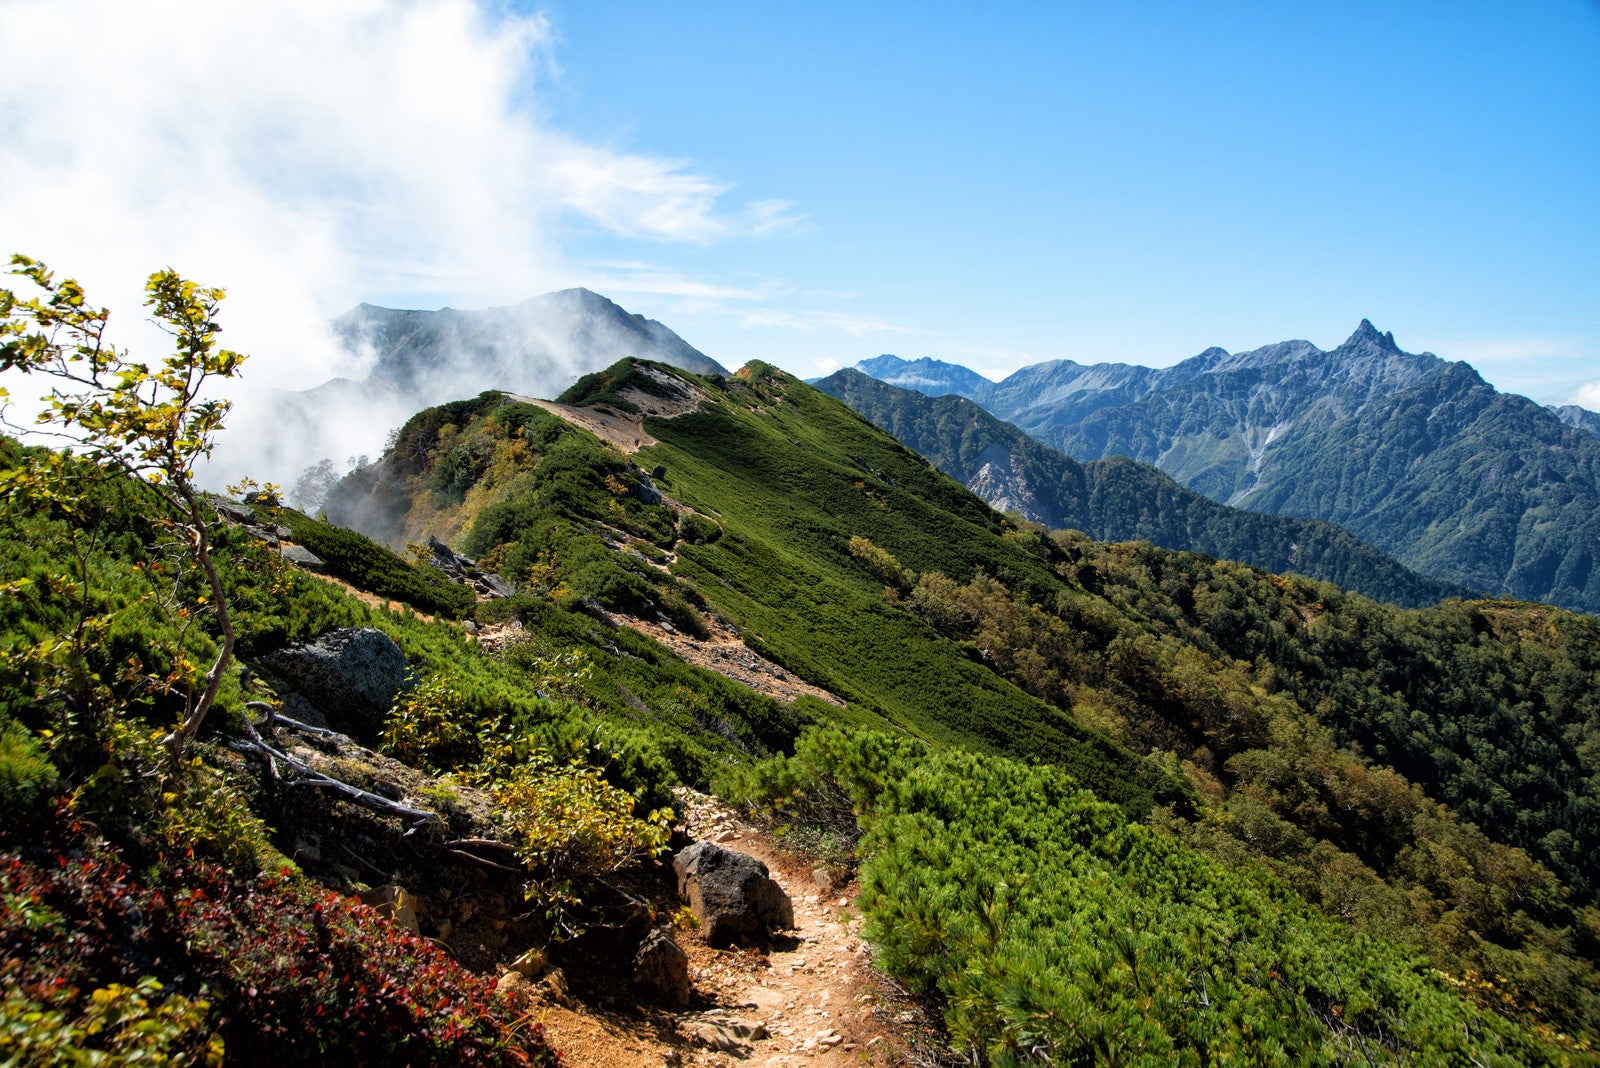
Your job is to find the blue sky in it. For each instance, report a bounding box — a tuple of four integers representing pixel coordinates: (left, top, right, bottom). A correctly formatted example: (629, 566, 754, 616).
(3, 0, 1597, 406)
(538, 1, 1600, 400)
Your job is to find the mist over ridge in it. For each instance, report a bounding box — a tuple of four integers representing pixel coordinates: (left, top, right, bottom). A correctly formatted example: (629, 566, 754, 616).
(211, 287, 727, 494)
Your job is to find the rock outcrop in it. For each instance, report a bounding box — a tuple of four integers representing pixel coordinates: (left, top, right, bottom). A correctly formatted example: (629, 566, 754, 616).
(256, 627, 410, 737)
(673, 841, 794, 946)
(632, 928, 691, 1008)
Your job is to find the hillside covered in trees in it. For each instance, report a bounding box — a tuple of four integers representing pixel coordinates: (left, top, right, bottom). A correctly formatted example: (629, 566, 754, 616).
(4, 258, 1597, 1060)
(852, 324, 1600, 615)
(320, 358, 1600, 1060)
(814, 367, 1467, 609)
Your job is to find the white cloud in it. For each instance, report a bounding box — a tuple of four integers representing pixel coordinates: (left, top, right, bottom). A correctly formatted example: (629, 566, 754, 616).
(1573, 382, 1600, 410)
(741, 309, 918, 338)
(1409, 333, 1598, 403)
(0, 0, 782, 396)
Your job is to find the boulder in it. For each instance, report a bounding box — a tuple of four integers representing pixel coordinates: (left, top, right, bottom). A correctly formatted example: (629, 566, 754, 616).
(257, 627, 409, 737)
(278, 543, 325, 571)
(673, 841, 793, 946)
(213, 500, 255, 524)
(476, 573, 515, 598)
(633, 928, 690, 1008)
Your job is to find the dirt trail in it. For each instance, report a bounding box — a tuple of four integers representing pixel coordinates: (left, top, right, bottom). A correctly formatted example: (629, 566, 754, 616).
(531, 792, 929, 1067)
(616, 614, 846, 709)
(515, 397, 659, 454)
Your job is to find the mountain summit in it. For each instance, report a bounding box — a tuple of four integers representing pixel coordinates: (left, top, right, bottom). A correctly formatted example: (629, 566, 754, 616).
(218, 288, 726, 494)
(856, 324, 1600, 614)
(332, 288, 726, 396)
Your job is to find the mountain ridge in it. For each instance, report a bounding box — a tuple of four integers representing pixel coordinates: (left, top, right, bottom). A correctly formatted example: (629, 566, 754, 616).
(815, 368, 1469, 608)
(220, 287, 727, 494)
(854, 325, 1600, 613)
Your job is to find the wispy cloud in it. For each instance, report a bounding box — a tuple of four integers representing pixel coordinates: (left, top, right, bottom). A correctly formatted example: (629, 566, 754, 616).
(1410, 334, 1597, 403)
(741, 309, 919, 338)
(0, 0, 785, 392)
(1573, 382, 1600, 410)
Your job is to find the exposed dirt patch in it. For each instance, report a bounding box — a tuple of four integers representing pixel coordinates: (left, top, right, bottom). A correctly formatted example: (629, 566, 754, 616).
(517, 398, 659, 455)
(509, 367, 709, 456)
(612, 613, 847, 708)
(528, 791, 939, 1067)
(302, 568, 440, 621)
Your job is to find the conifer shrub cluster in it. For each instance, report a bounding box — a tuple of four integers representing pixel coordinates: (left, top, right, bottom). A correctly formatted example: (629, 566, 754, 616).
(733, 727, 1589, 1064)
(276, 511, 475, 618)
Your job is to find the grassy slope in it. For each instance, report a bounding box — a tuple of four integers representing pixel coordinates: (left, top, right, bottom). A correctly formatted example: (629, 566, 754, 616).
(305, 362, 1600, 1053)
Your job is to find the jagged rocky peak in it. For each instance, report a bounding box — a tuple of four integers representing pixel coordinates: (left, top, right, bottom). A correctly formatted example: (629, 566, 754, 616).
(1341, 318, 1403, 355)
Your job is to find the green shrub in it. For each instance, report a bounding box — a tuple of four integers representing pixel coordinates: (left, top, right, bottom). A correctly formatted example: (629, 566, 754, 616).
(0, 721, 58, 813)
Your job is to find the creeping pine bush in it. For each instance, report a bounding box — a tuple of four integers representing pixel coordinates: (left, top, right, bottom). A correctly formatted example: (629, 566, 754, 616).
(0, 812, 560, 1066)
(736, 726, 1579, 1066)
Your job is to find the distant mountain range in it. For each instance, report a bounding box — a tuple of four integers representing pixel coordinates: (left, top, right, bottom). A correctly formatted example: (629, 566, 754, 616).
(849, 325, 1600, 615)
(815, 370, 1466, 608)
(215, 288, 725, 493)
(329, 288, 727, 398)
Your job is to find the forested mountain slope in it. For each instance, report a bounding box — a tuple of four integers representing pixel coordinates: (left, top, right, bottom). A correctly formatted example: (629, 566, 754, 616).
(857, 324, 1600, 614)
(324, 359, 1600, 1056)
(815, 368, 1466, 608)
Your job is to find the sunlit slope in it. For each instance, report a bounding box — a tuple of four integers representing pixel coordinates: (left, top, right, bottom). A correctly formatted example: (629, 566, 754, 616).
(586, 363, 1190, 814)
(329, 360, 1600, 918)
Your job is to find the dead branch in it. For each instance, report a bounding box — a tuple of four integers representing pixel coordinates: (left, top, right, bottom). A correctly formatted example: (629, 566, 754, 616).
(230, 716, 442, 832)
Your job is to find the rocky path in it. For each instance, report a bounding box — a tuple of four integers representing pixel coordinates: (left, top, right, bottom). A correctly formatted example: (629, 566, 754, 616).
(531, 793, 928, 1066)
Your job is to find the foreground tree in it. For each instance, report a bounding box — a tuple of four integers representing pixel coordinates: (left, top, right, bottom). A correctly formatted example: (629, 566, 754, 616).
(0, 255, 247, 760)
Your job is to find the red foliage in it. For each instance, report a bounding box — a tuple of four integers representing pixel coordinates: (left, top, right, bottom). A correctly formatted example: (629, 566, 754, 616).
(0, 808, 560, 1066)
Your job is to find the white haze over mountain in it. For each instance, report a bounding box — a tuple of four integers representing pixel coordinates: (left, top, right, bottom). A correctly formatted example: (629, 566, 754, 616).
(224, 289, 728, 498)
(0, 0, 786, 488)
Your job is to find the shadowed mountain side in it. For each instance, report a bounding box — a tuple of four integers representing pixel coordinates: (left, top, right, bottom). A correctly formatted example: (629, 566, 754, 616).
(815, 369, 1469, 609)
(855, 323, 1600, 615)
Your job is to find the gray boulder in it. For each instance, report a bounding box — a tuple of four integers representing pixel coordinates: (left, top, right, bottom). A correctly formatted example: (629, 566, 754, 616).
(257, 627, 410, 736)
(673, 841, 794, 946)
(632, 928, 690, 1008)
(278, 544, 325, 570)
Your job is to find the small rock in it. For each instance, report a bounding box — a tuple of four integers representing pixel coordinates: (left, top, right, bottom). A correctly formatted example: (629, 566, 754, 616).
(495, 970, 534, 1009)
(291, 832, 322, 863)
(633, 928, 691, 1009)
(539, 967, 568, 1001)
(358, 885, 419, 935)
(509, 947, 547, 977)
(811, 868, 831, 888)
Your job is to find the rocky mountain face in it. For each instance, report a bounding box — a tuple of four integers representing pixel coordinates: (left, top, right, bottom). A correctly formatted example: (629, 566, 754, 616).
(219, 289, 726, 496)
(857, 324, 1600, 615)
(331, 288, 727, 397)
(1551, 403, 1600, 438)
(851, 354, 997, 400)
(815, 369, 1466, 608)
